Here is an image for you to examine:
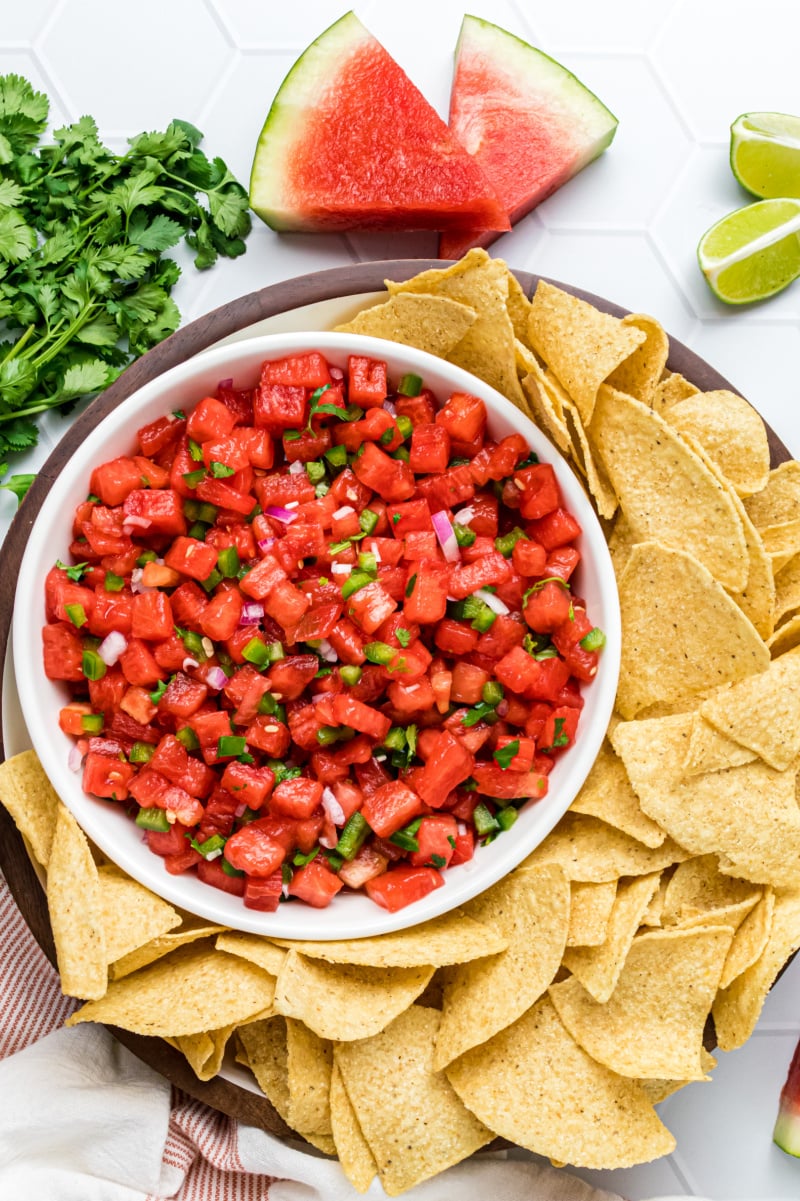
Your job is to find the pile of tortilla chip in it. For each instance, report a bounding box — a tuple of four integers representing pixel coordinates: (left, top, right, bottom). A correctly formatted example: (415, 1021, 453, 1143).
(3, 250, 800, 1196)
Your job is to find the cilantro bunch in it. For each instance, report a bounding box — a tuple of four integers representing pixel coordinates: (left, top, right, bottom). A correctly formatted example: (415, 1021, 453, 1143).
(0, 74, 252, 481)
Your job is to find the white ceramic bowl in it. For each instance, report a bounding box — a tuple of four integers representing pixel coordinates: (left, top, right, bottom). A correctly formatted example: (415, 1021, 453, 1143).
(14, 331, 620, 938)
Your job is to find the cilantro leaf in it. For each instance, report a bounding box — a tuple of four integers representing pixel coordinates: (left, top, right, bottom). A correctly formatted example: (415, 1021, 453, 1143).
(493, 740, 520, 770)
(0, 74, 251, 469)
(395, 627, 412, 648)
(0, 472, 34, 505)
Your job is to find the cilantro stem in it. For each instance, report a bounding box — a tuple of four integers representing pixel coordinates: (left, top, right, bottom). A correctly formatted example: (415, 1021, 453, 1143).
(0, 324, 36, 364)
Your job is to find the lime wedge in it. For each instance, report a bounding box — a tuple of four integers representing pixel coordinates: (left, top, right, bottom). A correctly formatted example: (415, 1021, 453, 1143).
(697, 198, 800, 304)
(731, 112, 800, 199)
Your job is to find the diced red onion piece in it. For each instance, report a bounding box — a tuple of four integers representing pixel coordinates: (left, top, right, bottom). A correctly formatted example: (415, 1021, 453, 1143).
(234, 802, 247, 818)
(496, 699, 509, 717)
(331, 563, 352, 575)
(122, 514, 152, 532)
(382, 399, 397, 416)
(98, 630, 128, 666)
(67, 745, 84, 772)
(182, 657, 199, 672)
(129, 568, 154, 595)
(288, 459, 305, 475)
(475, 588, 509, 615)
(431, 509, 460, 563)
(239, 601, 265, 626)
(317, 638, 338, 663)
(257, 537, 276, 555)
(265, 505, 297, 525)
(217, 377, 233, 389)
(330, 366, 344, 381)
(205, 667, 228, 691)
(319, 828, 338, 850)
(370, 540, 381, 561)
(321, 786, 346, 827)
(453, 506, 475, 525)
(333, 504, 355, 520)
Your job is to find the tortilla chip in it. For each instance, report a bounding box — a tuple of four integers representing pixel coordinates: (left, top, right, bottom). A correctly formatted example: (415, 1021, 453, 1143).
(519, 812, 687, 882)
(336, 1007, 492, 1195)
(274, 950, 433, 1042)
(46, 804, 107, 1000)
(699, 649, 800, 770)
(607, 314, 669, 405)
(562, 872, 662, 1002)
(680, 714, 757, 778)
(175, 1025, 236, 1082)
(237, 1017, 291, 1123)
(616, 542, 769, 719)
(661, 856, 760, 929)
(550, 925, 733, 1080)
(665, 390, 770, 498)
(720, 888, 775, 990)
(570, 739, 665, 848)
(96, 865, 181, 966)
(723, 488, 776, 640)
(744, 460, 800, 528)
(562, 399, 619, 520)
(759, 519, 800, 558)
(527, 281, 646, 426)
(774, 555, 800, 626)
(612, 714, 800, 888)
(591, 387, 748, 591)
(109, 923, 226, 980)
(271, 910, 507, 967)
(651, 371, 699, 416)
(433, 865, 569, 1069)
(640, 874, 671, 928)
(566, 880, 618, 947)
(334, 292, 477, 359)
(504, 269, 534, 345)
(386, 250, 526, 409)
(769, 613, 800, 657)
(67, 944, 276, 1037)
(330, 1063, 377, 1194)
(214, 932, 287, 978)
(286, 1018, 333, 1135)
(640, 1048, 717, 1104)
(712, 888, 800, 1050)
(446, 995, 675, 1169)
(520, 363, 572, 454)
(0, 750, 60, 870)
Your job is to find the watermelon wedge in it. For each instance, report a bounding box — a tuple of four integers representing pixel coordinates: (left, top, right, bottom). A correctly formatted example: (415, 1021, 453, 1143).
(774, 1037, 800, 1157)
(439, 16, 618, 259)
(249, 11, 509, 235)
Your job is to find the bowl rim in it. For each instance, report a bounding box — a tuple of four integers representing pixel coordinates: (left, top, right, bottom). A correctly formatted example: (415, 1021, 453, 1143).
(13, 328, 621, 939)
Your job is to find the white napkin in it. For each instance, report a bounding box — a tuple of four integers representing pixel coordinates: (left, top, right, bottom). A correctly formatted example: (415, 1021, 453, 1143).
(0, 1019, 629, 1201)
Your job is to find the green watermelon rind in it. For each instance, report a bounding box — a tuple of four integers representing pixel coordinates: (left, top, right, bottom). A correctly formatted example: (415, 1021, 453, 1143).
(454, 14, 618, 169)
(249, 12, 371, 231)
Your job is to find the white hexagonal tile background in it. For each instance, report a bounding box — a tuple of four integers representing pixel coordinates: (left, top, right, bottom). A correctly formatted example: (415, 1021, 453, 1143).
(0, 3, 799, 1197)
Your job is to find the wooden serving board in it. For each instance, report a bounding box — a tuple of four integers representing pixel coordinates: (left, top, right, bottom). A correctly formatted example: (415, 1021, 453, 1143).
(0, 260, 790, 1132)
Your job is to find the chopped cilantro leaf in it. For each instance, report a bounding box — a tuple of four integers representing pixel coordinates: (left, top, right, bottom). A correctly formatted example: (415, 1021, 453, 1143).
(493, 739, 520, 770)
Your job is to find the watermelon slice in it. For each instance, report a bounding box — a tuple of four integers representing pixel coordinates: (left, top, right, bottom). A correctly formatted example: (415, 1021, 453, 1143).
(439, 16, 618, 259)
(774, 1037, 800, 1157)
(249, 11, 509, 235)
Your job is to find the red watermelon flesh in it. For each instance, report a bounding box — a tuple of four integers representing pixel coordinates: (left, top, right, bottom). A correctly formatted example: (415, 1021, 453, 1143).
(249, 11, 509, 235)
(439, 17, 618, 259)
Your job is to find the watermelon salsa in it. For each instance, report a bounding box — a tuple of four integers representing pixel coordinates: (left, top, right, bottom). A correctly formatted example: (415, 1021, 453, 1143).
(42, 351, 605, 914)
